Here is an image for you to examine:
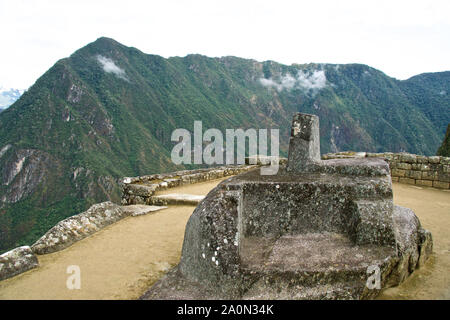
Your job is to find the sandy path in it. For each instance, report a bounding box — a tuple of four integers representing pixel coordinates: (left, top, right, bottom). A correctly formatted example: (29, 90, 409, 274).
(0, 205, 196, 299)
(0, 177, 228, 300)
(0, 178, 448, 299)
(156, 178, 224, 196)
(378, 183, 450, 300)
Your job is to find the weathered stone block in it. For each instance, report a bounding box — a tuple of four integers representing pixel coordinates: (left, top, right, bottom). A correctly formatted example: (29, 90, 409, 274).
(437, 164, 450, 182)
(391, 169, 406, 177)
(307, 152, 449, 189)
(415, 180, 433, 187)
(417, 229, 433, 268)
(382, 153, 394, 161)
(349, 200, 396, 247)
(126, 184, 157, 197)
(399, 153, 417, 163)
(422, 171, 437, 180)
(31, 202, 127, 254)
(416, 155, 428, 164)
(432, 181, 449, 189)
(389, 161, 398, 169)
(385, 206, 432, 286)
(150, 193, 205, 206)
(133, 195, 146, 204)
(428, 156, 440, 164)
(245, 155, 287, 165)
(438, 173, 450, 183)
(163, 178, 181, 188)
(397, 163, 412, 170)
(406, 170, 422, 179)
(287, 113, 321, 171)
(399, 177, 416, 185)
(0, 246, 39, 281)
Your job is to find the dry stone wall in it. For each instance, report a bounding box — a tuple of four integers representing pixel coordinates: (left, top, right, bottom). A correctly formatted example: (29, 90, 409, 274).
(322, 152, 450, 189)
(121, 165, 258, 205)
(0, 246, 39, 281)
(31, 201, 127, 255)
(1, 165, 260, 282)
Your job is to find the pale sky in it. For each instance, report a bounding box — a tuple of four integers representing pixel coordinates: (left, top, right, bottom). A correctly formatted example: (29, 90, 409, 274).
(1, 0, 449, 89)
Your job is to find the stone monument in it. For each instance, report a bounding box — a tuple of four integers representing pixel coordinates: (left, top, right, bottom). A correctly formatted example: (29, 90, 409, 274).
(141, 113, 433, 300)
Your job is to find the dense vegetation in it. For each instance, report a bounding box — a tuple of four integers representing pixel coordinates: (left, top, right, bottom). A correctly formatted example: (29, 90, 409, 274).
(0, 37, 448, 253)
(437, 124, 450, 156)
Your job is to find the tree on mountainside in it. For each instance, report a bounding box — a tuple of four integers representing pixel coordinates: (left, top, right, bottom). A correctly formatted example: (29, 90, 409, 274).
(437, 124, 450, 157)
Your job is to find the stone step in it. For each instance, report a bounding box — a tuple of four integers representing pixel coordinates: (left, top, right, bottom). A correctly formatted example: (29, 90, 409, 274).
(121, 204, 168, 216)
(143, 267, 374, 300)
(240, 233, 396, 287)
(151, 193, 205, 206)
(242, 279, 369, 300)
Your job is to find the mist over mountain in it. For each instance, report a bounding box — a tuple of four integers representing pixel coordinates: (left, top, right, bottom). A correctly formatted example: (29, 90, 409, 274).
(0, 37, 448, 252)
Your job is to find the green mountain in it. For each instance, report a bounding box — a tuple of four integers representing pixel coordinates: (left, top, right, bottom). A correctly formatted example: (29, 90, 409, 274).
(437, 124, 450, 156)
(0, 37, 449, 252)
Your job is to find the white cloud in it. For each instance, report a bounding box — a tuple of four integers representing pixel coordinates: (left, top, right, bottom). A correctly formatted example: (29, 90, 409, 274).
(259, 70, 328, 94)
(96, 55, 128, 80)
(0, 87, 24, 108)
(259, 78, 283, 92)
(296, 70, 327, 91)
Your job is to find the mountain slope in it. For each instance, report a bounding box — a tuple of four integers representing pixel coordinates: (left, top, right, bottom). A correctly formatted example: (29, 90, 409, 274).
(437, 124, 450, 156)
(0, 37, 449, 252)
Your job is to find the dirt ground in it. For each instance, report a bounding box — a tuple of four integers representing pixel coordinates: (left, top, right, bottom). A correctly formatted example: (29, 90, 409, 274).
(0, 178, 448, 300)
(377, 183, 450, 300)
(0, 205, 197, 300)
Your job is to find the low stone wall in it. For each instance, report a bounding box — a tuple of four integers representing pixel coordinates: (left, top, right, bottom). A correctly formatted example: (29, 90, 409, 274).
(121, 165, 258, 205)
(1, 166, 260, 281)
(31, 201, 127, 255)
(0, 246, 39, 281)
(322, 152, 450, 189)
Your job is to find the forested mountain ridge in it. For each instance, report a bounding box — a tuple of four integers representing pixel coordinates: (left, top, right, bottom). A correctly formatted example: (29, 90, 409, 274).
(0, 37, 448, 252)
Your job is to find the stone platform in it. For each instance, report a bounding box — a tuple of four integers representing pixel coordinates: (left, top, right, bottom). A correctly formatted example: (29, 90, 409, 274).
(122, 204, 168, 216)
(141, 113, 432, 300)
(151, 194, 205, 206)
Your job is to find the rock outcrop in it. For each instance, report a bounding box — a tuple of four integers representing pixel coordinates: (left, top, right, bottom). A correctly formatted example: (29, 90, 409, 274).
(31, 201, 127, 254)
(142, 113, 433, 300)
(0, 246, 39, 281)
(323, 151, 450, 189)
